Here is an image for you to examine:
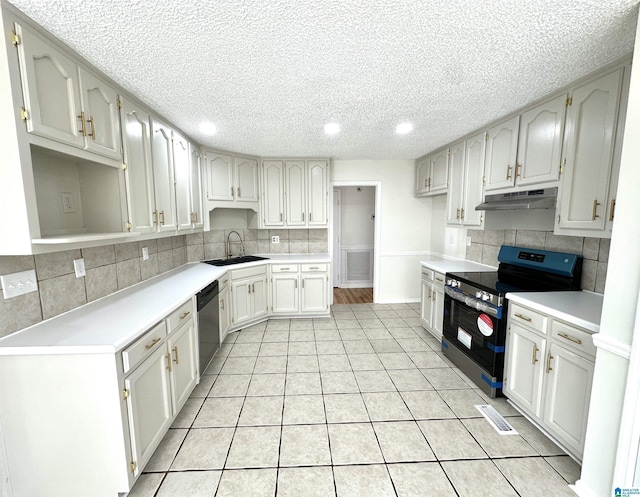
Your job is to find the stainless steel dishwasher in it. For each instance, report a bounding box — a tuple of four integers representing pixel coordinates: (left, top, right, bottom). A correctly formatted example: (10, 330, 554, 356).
(196, 280, 220, 375)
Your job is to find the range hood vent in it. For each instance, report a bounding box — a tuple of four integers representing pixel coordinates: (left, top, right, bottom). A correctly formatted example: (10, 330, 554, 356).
(476, 187, 557, 211)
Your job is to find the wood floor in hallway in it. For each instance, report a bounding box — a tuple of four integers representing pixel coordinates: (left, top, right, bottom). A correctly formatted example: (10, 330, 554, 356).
(333, 287, 373, 304)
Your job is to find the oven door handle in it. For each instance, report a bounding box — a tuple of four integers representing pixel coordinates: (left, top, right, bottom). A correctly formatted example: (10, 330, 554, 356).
(444, 286, 502, 318)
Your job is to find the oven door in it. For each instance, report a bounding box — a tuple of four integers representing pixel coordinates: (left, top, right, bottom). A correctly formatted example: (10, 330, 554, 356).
(443, 292, 506, 376)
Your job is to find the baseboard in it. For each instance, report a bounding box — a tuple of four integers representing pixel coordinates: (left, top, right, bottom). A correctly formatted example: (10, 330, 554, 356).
(569, 480, 599, 497)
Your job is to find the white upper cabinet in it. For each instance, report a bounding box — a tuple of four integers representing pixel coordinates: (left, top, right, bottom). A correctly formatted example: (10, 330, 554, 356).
(415, 157, 430, 195)
(484, 115, 520, 192)
(516, 94, 567, 187)
(172, 131, 192, 232)
(262, 160, 285, 226)
(189, 143, 204, 229)
(150, 117, 177, 232)
(307, 160, 328, 226)
(203, 151, 234, 201)
(15, 22, 121, 161)
(203, 150, 259, 207)
(556, 67, 625, 235)
(235, 156, 259, 202)
(261, 159, 329, 228)
(414, 150, 448, 196)
(121, 98, 155, 234)
(446, 133, 486, 227)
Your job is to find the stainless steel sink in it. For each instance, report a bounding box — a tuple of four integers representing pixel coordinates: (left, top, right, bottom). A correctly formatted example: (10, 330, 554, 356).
(203, 255, 269, 267)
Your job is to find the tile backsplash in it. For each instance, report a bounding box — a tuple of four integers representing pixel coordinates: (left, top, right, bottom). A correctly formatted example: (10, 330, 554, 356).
(0, 229, 328, 338)
(466, 229, 609, 293)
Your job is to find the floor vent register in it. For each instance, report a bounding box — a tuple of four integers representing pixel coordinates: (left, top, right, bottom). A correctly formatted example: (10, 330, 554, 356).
(475, 405, 519, 435)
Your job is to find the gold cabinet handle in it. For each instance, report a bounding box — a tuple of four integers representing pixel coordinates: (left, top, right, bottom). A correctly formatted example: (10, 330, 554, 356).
(180, 311, 190, 319)
(87, 115, 96, 140)
(432, 291, 436, 302)
(460, 208, 464, 220)
(515, 162, 522, 177)
(223, 279, 228, 284)
(145, 337, 161, 350)
(456, 208, 460, 220)
(153, 210, 158, 225)
(280, 213, 283, 222)
(609, 199, 616, 222)
(309, 266, 319, 270)
(237, 187, 241, 198)
(531, 344, 539, 365)
(428, 289, 432, 299)
(515, 313, 532, 322)
(506, 164, 513, 180)
(77, 111, 87, 136)
(435, 277, 443, 283)
(221, 298, 225, 310)
(280, 267, 290, 271)
(295, 279, 298, 289)
(231, 186, 234, 197)
(592, 199, 601, 220)
(159, 210, 165, 225)
(424, 178, 428, 188)
(427, 178, 431, 188)
(166, 353, 172, 372)
(545, 353, 554, 374)
(172, 346, 179, 364)
(558, 332, 582, 345)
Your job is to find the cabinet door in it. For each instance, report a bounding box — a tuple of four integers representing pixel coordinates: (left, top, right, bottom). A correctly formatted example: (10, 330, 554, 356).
(15, 22, 84, 148)
(124, 346, 172, 477)
(189, 143, 204, 229)
(462, 131, 486, 227)
(235, 156, 259, 202)
(150, 118, 177, 232)
(272, 274, 299, 314)
(263, 160, 285, 226)
(121, 99, 155, 234)
(307, 160, 329, 226)
(431, 283, 445, 342)
(232, 279, 252, 325)
(503, 323, 546, 418)
(446, 143, 465, 224)
(542, 343, 594, 456)
(429, 150, 449, 193)
(167, 319, 198, 414)
(285, 160, 306, 226)
(415, 157, 430, 195)
(219, 285, 230, 342)
(557, 69, 623, 231)
(204, 151, 234, 201)
(78, 68, 121, 160)
(516, 94, 567, 187)
(172, 132, 192, 232)
(301, 273, 328, 313)
(420, 281, 433, 330)
(251, 276, 269, 320)
(484, 116, 520, 192)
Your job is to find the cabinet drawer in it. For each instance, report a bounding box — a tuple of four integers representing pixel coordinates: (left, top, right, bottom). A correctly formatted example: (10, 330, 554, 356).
(232, 265, 267, 280)
(272, 264, 299, 273)
(551, 320, 596, 358)
(421, 268, 434, 282)
(167, 300, 194, 334)
(433, 272, 445, 286)
(509, 303, 548, 333)
(122, 321, 167, 373)
(301, 263, 327, 272)
(219, 275, 230, 290)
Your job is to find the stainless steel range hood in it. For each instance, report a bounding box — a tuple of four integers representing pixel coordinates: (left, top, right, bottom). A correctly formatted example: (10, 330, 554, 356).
(476, 187, 557, 211)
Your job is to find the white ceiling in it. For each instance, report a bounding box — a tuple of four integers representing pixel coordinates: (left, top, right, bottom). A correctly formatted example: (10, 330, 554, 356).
(8, 0, 639, 159)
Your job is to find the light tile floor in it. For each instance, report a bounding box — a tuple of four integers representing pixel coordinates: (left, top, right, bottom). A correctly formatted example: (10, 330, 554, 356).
(128, 303, 580, 497)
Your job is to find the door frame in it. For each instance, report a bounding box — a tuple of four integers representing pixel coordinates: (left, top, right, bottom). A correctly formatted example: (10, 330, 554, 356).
(329, 181, 381, 304)
(332, 188, 341, 288)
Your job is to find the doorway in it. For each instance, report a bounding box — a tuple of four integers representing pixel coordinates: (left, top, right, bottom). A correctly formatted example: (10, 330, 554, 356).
(332, 185, 376, 304)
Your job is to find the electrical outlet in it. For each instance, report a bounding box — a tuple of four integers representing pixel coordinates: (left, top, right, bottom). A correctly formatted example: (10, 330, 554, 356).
(61, 192, 75, 213)
(142, 247, 149, 260)
(271, 235, 280, 244)
(0, 269, 38, 299)
(466, 236, 472, 247)
(73, 258, 86, 278)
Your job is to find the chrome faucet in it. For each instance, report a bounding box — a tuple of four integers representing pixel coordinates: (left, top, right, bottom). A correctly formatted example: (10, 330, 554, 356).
(226, 230, 245, 258)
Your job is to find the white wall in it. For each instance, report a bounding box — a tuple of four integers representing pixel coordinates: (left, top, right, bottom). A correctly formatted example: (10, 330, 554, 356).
(429, 194, 468, 259)
(332, 160, 432, 302)
(339, 186, 374, 247)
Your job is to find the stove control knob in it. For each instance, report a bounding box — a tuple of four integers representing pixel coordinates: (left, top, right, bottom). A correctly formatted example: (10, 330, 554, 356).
(482, 293, 491, 301)
(475, 291, 483, 299)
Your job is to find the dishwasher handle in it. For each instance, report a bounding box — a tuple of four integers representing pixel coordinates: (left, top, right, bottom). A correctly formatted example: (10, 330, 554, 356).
(197, 280, 219, 311)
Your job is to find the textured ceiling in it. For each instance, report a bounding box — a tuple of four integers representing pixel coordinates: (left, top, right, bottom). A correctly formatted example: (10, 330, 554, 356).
(8, 0, 639, 159)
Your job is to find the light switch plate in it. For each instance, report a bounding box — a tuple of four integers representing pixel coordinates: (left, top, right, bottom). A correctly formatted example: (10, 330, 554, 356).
(466, 236, 472, 247)
(142, 247, 149, 260)
(73, 258, 86, 278)
(0, 269, 38, 299)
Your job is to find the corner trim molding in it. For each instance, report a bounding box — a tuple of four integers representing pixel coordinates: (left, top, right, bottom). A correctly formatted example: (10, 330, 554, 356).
(592, 333, 632, 359)
(569, 480, 600, 497)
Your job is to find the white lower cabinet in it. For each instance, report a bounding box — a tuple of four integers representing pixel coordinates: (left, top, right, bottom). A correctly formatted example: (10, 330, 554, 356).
(504, 302, 595, 461)
(219, 276, 231, 342)
(420, 268, 445, 341)
(231, 265, 268, 329)
(270, 264, 329, 316)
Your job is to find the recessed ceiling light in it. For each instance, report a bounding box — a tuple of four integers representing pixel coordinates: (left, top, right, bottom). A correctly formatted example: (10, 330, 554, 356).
(324, 123, 340, 135)
(200, 122, 217, 135)
(396, 122, 413, 134)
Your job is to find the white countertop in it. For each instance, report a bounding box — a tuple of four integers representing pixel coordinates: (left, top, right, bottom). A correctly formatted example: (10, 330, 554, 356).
(0, 254, 330, 356)
(506, 291, 603, 333)
(420, 257, 496, 274)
